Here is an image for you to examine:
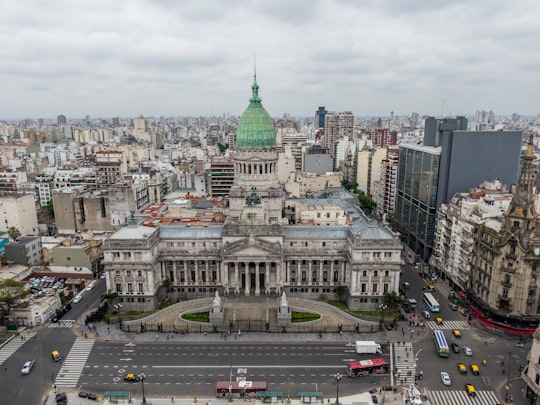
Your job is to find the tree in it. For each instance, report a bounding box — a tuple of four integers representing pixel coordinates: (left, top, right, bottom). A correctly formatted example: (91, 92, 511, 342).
(336, 286, 347, 302)
(101, 290, 119, 308)
(383, 291, 403, 313)
(7, 227, 20, 241)
(0, 279, 26, 323)
(46, 199, 55, 217)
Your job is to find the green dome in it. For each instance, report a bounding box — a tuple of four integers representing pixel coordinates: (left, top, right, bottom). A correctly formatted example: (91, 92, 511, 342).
(236, 76, 276, 148)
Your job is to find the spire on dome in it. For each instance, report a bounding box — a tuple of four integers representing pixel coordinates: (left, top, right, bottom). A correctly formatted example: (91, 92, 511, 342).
(250, 55, 261, 103)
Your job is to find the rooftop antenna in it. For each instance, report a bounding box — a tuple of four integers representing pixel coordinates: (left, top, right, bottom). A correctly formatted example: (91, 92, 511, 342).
(254, 52, 256, 81)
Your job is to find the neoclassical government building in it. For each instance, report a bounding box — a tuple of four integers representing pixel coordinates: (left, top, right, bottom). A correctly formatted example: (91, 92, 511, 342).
(102, 76, 402, 311)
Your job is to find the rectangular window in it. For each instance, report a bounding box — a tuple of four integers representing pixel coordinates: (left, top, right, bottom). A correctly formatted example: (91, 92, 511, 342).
(115, 270, 120, 276)
(115, 283, 122, 293)
(126, 270, 131, 277)
(137, 270, 142, 277)
(372, 283, 378, 292)
(361, 283, 367, 293)
(127, 283, 133, 292)
(138, 283, 144, 293)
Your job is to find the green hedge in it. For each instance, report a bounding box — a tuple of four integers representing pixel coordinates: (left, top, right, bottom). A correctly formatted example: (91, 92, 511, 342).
(182, 312, 210, 323)
(291, 312, 320, 323)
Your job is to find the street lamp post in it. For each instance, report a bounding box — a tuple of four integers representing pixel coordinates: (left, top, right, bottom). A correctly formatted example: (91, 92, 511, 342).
(192, 378, 199, 403)
(139, 373, 146, 404)
(419, 287, 425, 314)
(334, 373, 342, 405)
(379, 304, 387, 329)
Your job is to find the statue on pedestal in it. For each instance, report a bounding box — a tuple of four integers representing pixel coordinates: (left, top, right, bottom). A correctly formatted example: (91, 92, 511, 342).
(281, 291, 288, 307)
(213, 290, 221, 308)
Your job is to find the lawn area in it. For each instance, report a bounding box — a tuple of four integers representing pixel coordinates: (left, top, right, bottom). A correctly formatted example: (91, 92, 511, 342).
(328, 300, 396, 318)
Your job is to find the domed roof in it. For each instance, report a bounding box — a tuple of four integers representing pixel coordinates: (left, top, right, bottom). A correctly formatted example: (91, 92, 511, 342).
(236, 76, 276, 148)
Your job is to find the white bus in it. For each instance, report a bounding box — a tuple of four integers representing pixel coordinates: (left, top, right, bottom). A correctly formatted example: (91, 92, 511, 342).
(423, 292, 440, 312)
(433, 330, 449, 357)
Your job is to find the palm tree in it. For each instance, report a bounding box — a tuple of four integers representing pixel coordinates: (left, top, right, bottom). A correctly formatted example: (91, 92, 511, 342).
(383, 291, 403, 313)
(7, 227, 20, 241)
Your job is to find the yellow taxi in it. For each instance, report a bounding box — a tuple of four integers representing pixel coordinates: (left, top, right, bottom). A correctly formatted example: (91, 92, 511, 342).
(452, 329, 461, 339)
(124, 373, 140, 382)
(435, 317, 443, 325)
(465, 383, 477, 397)
(470, 364, 480, 375)
(428, 285, 436, 292)
(51, 350, 61, 362)
(457, 363, 467, 375)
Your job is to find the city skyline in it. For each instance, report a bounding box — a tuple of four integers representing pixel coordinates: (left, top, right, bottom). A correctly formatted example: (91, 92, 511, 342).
(1, 0, 540, 119)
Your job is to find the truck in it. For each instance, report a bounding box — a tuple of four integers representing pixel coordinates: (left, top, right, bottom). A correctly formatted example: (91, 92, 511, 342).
(355, 341, 382, 355)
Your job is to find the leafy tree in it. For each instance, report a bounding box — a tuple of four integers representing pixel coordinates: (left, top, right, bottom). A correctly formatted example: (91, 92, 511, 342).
(46, 199, 55, 216)
(341, 180, 358, 192)
(0, 279, 26, 321)
(7, 227, 20, 241)
(336, 286, 347, 301)
(101, 290, 119, 308)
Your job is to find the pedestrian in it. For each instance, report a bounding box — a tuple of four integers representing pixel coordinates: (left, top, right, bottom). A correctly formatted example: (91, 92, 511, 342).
(397, 340, 400, 346)
(4, 367, 6, 372)
(502, 369, 505, 375)
(397, 355, 400, 361)
(406, 352, 409, 358)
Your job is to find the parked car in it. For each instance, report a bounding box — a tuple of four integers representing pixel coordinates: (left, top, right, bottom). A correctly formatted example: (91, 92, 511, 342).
(449, 302, 458, 310)
(440, 371, 451, 386)
(73, 295, 82, 303)
(21, 359, 35, 375)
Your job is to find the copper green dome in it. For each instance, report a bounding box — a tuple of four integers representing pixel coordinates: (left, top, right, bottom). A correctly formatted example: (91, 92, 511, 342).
(236, 76, 276, 148)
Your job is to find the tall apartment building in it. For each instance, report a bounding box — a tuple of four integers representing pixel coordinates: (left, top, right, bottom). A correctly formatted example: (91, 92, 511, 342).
(314, 106, 327, 130)
(368, 129, 398, 148)
(0, 193, 39, 236)
(395, 117, 522, 260)
(209, 158, 234, 197)
(376, 146, 399, 218)
(57, 115, 67, 125)
(95, 151, 124, 186)
(323, 111, 355, 155)
(523, 326, 540, 403)
(431, 180, 512, 290)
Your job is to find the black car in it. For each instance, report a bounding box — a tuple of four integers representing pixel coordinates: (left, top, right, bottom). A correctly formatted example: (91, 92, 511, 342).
(372, 395, 379, 403)
(451, 343, 460, 353)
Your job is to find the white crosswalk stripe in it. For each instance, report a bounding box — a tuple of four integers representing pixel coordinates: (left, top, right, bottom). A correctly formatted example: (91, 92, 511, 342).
(425, 320, 471, 330)
(48, 320, 75, 329)
(427, 389, 499, 405)
(0, 334, 33, 364)
(54, 337, 95, 387)
(393, 342, 416, 386)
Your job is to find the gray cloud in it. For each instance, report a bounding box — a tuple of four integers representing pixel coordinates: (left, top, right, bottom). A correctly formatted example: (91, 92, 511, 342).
(0, 0, 539, 119)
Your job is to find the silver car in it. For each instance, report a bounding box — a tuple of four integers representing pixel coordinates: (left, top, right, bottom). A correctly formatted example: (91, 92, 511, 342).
(463, 346, 473, 356)
(440, 371, 451, 386)
(21, 359, 35, 375)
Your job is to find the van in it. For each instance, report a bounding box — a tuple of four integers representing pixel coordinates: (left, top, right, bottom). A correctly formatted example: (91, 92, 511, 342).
(422, 310, 431, 319)
(51, 350, 61, 362)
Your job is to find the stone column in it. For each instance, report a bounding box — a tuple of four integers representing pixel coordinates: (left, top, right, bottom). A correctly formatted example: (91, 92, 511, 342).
(265, 262, 270, 294)
(308, 261, 312, 285)
(234, 262, 239, 294)
(319, 261, 323, 286)
(195, 261, 199, 284)
(244, 262, 250, 296)
(255, 262, 260, 296)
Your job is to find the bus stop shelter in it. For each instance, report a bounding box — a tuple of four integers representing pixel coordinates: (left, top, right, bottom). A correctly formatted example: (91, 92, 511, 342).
(298, 391, 324, 403)
(104, 391, 131, 403)
(256, 391, 284, 403)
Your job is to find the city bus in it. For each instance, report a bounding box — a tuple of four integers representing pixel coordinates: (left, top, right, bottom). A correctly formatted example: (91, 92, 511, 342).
(433, 330, 449, 357)
(423, 292, 440, 312)
(346, 358, 389, 377)
(216, 380, 267, 399)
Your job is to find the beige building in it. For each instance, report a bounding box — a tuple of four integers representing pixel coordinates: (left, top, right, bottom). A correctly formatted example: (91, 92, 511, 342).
(0, 193, 39, 236)
(523, 326, 540, 404)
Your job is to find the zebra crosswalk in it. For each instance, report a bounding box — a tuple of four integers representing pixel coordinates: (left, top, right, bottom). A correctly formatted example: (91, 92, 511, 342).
(0, 334, 32, 364)
(427, 389, 499, 405)
(54, 337, 95, 387)
(48, 320, 75, 328)
(394, 342, 416, 386)
(425, 320, 471, 330)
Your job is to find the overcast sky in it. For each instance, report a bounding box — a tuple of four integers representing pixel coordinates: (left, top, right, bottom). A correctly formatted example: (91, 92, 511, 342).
(1, 0, 539, 120)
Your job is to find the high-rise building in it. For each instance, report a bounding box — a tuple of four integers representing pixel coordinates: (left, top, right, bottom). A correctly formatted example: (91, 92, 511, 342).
(323, 111, 355, 156)
(376, 146, 399, 218)
(57, 115, 67, 125)
(368, 129, 398, 148)
(314, 106, 327, 130)
(395, 117, 523, 260)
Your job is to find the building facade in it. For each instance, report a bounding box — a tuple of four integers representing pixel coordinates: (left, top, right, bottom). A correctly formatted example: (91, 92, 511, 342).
(102, 77, 402, 312)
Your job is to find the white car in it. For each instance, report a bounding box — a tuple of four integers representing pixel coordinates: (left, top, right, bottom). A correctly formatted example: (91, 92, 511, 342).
(21, 359, 35, 375)
(73, 295, 82, 303)
(440, 371, 451, 386)
(463, 346, 473, 356)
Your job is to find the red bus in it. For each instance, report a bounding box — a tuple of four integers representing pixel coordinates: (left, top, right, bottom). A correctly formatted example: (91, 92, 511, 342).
(216, 380, 267, 399)
(346, 358, 389, 377)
